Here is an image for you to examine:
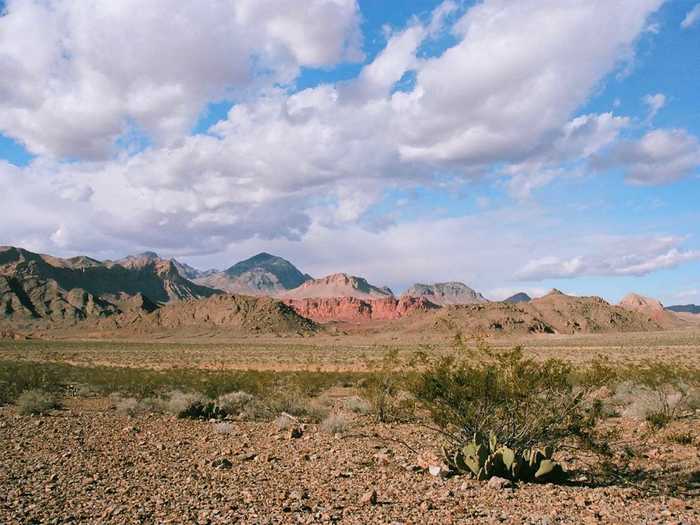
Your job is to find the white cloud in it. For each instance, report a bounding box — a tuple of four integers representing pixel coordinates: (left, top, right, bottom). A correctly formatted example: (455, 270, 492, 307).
(681, 4, 700, 29)
(393, 0, 662, 165)
(517, 235, 700, 280)
(0, 0, 674, 265)
(642, 93, 666, 123)
(505, 112, 630, 199)
(0, 0, 362, 159)
(672, 289, 700, 302)
(594, 128, 700, 184)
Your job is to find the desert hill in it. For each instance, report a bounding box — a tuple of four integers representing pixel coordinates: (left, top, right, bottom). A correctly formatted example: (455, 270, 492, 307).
(282, 273, 392, 300)
(96, 294, 317, 335)
(387, 289, 665, 337)
(193, 252, 311, 296)
(283, 295, 439, 323)
(402, 282, 487, 305)
(618, 293, 686, 329)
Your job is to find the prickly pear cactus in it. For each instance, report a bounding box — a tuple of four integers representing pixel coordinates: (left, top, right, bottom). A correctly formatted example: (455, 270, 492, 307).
(442, 436, 566, 483)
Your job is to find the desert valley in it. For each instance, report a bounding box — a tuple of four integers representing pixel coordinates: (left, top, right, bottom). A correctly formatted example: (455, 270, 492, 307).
(1, 245, 700, 523)
(2, 0, 700, 523)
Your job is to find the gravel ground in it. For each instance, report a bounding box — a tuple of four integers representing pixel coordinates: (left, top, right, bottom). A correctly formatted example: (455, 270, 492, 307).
(1, 399, 699, 525)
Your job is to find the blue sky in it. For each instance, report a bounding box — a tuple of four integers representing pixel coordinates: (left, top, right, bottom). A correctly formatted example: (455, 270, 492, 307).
(0, 0, 699, 304)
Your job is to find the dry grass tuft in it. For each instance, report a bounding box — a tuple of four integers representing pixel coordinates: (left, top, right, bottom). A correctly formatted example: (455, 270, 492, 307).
(16, 389, 59, 415)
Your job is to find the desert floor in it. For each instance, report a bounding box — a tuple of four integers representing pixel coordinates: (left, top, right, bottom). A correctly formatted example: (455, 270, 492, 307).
(1, 328, 700, 372)
(1, 330, 699, 524)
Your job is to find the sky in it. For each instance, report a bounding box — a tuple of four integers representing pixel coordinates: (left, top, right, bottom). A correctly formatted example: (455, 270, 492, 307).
(0, 0, 699, 304)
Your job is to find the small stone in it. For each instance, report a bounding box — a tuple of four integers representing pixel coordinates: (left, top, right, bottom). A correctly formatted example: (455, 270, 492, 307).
(360, 489, 378, 505)
(487, 476, 513, 490)
(428, 465, 449, 478)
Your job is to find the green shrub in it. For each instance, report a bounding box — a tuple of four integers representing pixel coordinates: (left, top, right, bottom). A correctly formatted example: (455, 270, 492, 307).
(16, 389, 59, 415)
(412, 347, 597, 482)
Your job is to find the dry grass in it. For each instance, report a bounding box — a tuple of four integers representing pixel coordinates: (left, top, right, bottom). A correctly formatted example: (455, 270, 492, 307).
(320, 413, 349, 434)
(16, 389, 59, 415)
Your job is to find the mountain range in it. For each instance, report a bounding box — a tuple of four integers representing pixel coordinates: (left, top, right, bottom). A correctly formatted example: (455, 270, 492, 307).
(0, 245, 697, 337)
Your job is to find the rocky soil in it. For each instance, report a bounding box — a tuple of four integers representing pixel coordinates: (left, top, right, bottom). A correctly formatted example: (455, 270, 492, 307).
(1, 398, 699, 524)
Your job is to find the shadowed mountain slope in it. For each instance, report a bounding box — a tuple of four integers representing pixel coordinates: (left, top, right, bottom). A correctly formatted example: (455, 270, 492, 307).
(0, 247, 217, 322)
(194, 253, 311, 296)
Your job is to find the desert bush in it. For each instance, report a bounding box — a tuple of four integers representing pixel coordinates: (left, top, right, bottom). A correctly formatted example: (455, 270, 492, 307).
(274, 413, 297, 431)
(412, 346, 597, 482)
(114, 396, 140, 416)
(362, 349, 415, 422)
(139, 397, 165, 414)
(320, 414, 349, 434)
(110, 395, 164, 416)
(614, 381, 690, 429)
(266, 390, 329, 423)
(165, 390, 221, 419)
(216, 391, 255, 416)
(16, 389, 59, 415)
(343, 395, 371, 414)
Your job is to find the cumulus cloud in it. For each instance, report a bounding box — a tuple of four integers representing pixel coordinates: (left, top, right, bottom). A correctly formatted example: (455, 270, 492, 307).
(517, 236, 700, 280)
(594, 129, 700, 184)
(393, 0, 662, 165)
(0, 0, 362, 159)
(681, 4, 700, 29)
(0, 0, 673, 265)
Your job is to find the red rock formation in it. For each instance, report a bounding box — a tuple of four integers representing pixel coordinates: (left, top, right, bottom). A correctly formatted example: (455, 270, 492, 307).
(283, 295, 440, 322)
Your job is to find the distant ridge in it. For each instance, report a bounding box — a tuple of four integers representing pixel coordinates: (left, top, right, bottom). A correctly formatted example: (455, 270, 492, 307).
(194, 252, 311, 296)
(402, 282, 487, 306)
(504, 292, 531, 303)
(282, 273, 392, 300)
(667, 304, 700, 314)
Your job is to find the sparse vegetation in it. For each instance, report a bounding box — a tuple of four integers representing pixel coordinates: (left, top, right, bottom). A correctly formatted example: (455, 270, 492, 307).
(113, 396, 140, 416)
(274, 413, 297, 431)
(16, 389, 59, 415)
(666, 430, 694, 445)
(411, 346, 599, 482)
(343, 395, 371, 414)
(362, 349, 416, 422)
(216, 391, 255, 416)
(320, 413, 349, 434)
